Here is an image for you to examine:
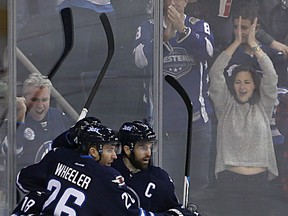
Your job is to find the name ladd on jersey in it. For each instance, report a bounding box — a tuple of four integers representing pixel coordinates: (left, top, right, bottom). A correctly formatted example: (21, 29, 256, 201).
(54, 163, 91, 190)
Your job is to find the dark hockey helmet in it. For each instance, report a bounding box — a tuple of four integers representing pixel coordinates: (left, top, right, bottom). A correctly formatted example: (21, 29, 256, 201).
(77, 122, 119, 155)
(52, 116, 101, 149)
(118, 121, 156, 150)
(51, 116, 102, 149)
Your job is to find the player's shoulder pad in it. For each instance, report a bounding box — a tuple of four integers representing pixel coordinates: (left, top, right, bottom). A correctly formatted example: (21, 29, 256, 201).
(150, 166, 171, 179)
(150, 165, 166, 173)
(53, 146, 72, 154)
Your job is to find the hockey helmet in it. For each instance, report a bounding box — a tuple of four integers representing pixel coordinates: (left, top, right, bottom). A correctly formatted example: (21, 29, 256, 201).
(118, 121, 156, 149)
(77, 122, 118, 154)
(52, 116, 102, 149)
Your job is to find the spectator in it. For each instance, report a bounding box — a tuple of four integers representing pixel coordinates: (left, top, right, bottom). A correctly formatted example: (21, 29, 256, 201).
(208, 14, 278, 216)
(217, 0, 286, 140)
(1, 74, 73, 172)
(12, 119, 163, 215)
(133, 0, 215, 203)
(233, 1, 288, 57)
(217, 1, 287, 172)
(192, 0, 288, 59)
(112, 120, 198, 215)
(223, 0, 288, 84)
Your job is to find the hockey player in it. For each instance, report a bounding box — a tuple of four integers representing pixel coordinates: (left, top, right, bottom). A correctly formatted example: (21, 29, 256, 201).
(133, 0, 215, 202)
(112, 120, 199, 216)
(12, 120, 146, 215)
(12, 118, 189, 216)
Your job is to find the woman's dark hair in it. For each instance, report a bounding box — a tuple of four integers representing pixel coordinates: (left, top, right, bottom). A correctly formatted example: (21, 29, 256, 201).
(227, 64, 262, 104)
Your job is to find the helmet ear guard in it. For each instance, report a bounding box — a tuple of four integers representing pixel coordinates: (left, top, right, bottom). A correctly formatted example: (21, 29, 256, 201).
(122, 142, 134, 152)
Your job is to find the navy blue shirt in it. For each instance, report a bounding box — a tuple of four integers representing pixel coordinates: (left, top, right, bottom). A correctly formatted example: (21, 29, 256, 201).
(112, 155, 193, 215)
(15, 108, 72, 170)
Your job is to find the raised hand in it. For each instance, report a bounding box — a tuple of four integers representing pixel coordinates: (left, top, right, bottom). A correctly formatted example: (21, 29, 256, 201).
(233, 16, 243, 47)
(16, 97, 27, 122)
(247, 17, 259, 48)
(167, 5, 185, 33)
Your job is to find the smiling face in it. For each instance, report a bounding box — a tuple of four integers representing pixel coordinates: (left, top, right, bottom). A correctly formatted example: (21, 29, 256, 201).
(233, 71, 256, 103)
(24, 86, 51, 121)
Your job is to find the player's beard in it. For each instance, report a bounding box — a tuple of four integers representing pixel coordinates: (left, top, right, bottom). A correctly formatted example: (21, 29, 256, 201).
(128, 153, 149, 170)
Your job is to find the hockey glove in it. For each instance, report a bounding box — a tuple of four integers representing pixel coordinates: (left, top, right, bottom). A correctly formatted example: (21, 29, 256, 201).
(165, 206, 199, 216)
(187, 203, 201, 216)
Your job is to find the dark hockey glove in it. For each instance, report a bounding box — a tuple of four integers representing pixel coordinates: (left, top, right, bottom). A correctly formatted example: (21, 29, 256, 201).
(52, 116, 101, 149)
(165, 208, 185, 215)
(187, 203, 201, 216)
(165, 206, 199, 216)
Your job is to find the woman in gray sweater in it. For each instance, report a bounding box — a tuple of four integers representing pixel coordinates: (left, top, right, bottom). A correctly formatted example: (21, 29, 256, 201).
(208, 16, 278, 216)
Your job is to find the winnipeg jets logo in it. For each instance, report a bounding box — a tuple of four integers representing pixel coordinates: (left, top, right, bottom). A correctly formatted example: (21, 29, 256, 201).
(122, 125, 133, 131)
(87, 126, 100, 133)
